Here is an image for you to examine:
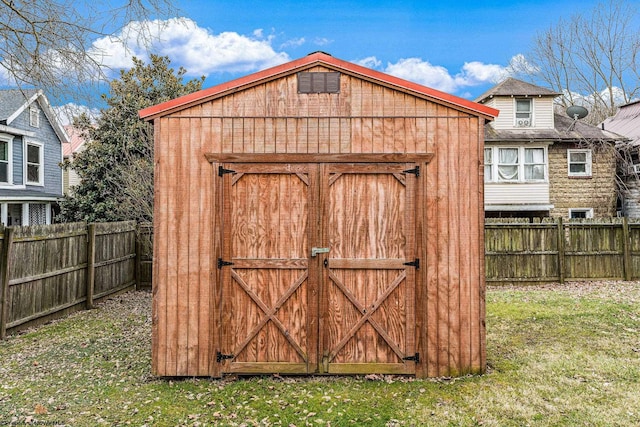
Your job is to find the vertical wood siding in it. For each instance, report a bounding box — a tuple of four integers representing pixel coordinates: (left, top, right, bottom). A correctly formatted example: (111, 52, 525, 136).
(152, 66, 486, 377)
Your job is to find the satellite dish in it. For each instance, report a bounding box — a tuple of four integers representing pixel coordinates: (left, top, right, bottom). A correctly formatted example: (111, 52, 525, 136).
(566, 105, 589, 120)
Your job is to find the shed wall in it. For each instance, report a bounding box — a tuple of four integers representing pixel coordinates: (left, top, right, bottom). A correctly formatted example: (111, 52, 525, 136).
(152, 66, 486, 378)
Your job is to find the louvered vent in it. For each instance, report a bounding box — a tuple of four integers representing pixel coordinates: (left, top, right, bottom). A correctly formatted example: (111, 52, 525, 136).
(298, 72, 340, 94)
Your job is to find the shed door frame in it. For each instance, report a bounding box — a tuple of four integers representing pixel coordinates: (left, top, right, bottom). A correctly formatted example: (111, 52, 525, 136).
(209, 153, 433, 376)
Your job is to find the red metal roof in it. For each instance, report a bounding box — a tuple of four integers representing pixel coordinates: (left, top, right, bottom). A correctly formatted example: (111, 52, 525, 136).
(139, 51, 499, 120)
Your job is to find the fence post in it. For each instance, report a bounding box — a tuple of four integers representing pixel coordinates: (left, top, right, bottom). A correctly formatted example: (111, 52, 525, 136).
(0, 227, 14, 339)
(556, 217, 565, 284)
(623, 217, 632, 281)
(135, 226, 141, 291)
(86, 223, 96, 309)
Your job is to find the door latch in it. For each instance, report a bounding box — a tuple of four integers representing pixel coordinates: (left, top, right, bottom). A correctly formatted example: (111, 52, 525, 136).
(311, 247, 330, 257)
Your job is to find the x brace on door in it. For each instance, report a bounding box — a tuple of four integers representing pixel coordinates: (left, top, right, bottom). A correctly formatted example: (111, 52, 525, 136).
(325, 269, 408, 364)
(228, 270, 309, 363)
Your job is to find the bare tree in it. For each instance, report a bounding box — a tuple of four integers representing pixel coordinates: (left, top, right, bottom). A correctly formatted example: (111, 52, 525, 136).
(0, 0, 177, 102)
(529, 0, 640, 125)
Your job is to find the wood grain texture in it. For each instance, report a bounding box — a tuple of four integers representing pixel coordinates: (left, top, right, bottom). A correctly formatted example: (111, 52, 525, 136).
(221, 166, 312, 373)
(151, 63, 487, 377)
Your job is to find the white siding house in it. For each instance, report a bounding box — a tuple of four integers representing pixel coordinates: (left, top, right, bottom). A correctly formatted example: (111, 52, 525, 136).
(476, 78, 625, 219)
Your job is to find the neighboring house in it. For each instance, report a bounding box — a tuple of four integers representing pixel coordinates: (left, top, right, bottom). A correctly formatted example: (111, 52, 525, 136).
(602, 100, 640, 217)
(0, 89, 67, 226)
(62, 125, 87, 195)
(476, 78, 625, 219)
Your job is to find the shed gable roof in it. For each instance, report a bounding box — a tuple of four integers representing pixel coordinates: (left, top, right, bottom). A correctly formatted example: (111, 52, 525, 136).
(140, 52, 498, 120)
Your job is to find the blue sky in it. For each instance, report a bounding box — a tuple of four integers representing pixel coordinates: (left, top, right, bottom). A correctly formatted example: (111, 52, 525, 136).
(58, 0, 635, 115)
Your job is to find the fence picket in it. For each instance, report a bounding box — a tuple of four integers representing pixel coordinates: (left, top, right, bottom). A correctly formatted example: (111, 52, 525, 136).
(86, 223, 96, 310)
(485, 218, 640, 284)
(1, 222, 138, 337)
(0, 227, 14, 339)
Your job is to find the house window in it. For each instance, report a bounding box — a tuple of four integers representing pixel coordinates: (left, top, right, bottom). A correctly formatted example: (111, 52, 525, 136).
(29, 106, 40, 128)
(524, 148, 545, 180)
(25, 142, 43, 185)
(7, 203, 22, 226)
(484, 146, 547, 183)
(569, 208, 593, 219)
(0, 140, 9, 183)
(515, 98, 532, 127)
(484, 148, 493, 181)
(498, 147, 519, 181)
(568, 149, 592, 177)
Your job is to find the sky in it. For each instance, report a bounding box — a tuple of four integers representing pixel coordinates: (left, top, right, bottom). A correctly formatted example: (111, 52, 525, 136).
(57, 0, 635, 117)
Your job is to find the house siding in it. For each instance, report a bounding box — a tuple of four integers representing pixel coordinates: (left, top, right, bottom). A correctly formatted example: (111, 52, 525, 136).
(0, 100, 62, 198)
(485, 97, 554, 130)
(485, 182, 550, 206)
(11, 136, 23, 185)
(548, 142, 617, 217)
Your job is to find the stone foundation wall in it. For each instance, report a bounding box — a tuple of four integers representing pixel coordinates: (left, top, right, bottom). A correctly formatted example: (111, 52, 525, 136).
(548, 142, 617, 218)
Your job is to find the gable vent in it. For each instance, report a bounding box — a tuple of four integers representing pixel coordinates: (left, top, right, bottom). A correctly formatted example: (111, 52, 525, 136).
(298, 72, 340, 94)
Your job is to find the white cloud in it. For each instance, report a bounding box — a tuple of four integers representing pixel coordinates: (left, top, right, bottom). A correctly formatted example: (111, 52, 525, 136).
(0, 65, 12, 86)
(354, 56, 382, 69)
(358, 55, 524, 95)
(90, 18, 290, 77)
(459, 61, 506, 86)
(385, 58, 460, 93)
(313, 37, 332, 46)
(280, 37, 306, 49)
(53, 103, 100, 126)
(564, 86, 630, 109)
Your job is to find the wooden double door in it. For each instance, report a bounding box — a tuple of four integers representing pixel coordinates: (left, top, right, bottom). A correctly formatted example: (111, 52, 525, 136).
(217, 162, 419, 375)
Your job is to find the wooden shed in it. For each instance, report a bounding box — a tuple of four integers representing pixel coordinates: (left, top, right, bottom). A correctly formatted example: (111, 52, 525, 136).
(139, 52, 498, 378)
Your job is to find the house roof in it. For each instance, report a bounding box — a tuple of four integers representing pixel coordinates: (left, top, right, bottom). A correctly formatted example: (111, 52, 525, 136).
(601, 100, 640, 147)
(0, 89, 69, 144)
(140, 51, 499, 120)
(475, 77, 561, 103)
(62, 125, 87, 157)
(485, 112, 627, 143)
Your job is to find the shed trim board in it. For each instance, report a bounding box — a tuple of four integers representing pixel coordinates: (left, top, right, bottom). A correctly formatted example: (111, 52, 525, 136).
(145, 53, 490, 378)
(205, 153, 434, 164)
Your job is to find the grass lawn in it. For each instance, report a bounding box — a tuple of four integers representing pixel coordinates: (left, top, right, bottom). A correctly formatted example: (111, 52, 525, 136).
(0, 282, 639, 426)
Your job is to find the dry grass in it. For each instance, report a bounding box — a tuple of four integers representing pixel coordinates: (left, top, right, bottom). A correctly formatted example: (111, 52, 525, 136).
(0, 282, 639, 426)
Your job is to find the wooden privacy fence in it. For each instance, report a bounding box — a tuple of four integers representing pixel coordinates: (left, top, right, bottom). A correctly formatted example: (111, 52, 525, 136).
(485, 217, 640, 284)
(128, 218, 640, 292)
(0, 221, 139, 338)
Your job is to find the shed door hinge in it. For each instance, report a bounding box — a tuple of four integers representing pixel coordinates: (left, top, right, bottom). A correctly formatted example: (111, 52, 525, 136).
(403, 258, 420, 269)
(218, 166, 236, 176)
(402, 353, 420, 363)
(216, 351, 235, 363)
(217, 258, 234, 269)
(403, 166, 420, 177)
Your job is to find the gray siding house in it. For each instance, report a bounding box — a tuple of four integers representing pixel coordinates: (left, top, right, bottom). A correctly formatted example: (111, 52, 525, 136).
(0, 89, 67, 225)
